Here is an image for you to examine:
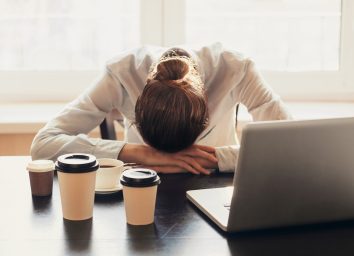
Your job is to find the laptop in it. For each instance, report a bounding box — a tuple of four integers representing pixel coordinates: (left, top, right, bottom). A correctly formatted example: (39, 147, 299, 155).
(187, 117, 354, 232)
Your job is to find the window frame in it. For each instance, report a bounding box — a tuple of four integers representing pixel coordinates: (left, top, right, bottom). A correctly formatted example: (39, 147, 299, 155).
(1, 0, 353, 103)
(164, 0, 354, 101)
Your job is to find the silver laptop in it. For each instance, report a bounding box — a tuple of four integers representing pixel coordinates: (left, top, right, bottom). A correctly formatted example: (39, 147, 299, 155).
(187, 117, 354, 232)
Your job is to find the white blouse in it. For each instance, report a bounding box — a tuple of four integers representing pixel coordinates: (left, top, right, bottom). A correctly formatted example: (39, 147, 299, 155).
(31, 43, 292, 172)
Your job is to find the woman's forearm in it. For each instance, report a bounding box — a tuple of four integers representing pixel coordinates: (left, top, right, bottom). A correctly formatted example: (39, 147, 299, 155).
(118, 143, 218, 174)
(194, 156, 218, 169)
(118, 143, 147, 163)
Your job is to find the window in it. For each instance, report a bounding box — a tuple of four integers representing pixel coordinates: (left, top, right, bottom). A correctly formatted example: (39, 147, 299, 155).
(0, 0, 140, 103)
(186, 0, 341, 71)
(0, 0, 140, 70)
(1, 0, 354, 103)
(165, 0, 354, 101)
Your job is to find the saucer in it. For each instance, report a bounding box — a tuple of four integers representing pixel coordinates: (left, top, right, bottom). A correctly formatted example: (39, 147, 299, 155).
(95, 184, 123, 194)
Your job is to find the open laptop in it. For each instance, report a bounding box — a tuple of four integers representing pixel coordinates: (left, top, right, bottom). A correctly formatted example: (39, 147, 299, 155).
(187, 117, 354, 232)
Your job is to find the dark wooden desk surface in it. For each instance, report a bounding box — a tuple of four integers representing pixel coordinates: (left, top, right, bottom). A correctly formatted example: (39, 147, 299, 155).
(1, 156, 354, 256)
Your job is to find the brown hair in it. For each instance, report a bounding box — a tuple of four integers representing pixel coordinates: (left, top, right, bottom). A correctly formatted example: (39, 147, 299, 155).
(135, 49, 208, 153)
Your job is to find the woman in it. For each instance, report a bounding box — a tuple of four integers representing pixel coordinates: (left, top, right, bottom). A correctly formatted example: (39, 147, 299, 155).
(31, 43, 292, 174)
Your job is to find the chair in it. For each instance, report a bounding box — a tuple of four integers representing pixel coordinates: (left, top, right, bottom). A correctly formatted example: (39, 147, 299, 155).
(99, 109, 124, 140)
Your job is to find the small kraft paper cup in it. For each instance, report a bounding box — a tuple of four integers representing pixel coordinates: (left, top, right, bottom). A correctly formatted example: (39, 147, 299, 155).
(27, 160, 55, 197)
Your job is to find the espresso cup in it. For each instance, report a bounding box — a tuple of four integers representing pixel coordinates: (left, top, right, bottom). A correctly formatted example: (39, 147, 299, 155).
(120, 168, 161, 225)
(96, 158, 124, 190)
(27, 160, 55, 197)
(55, 153, 99, 221)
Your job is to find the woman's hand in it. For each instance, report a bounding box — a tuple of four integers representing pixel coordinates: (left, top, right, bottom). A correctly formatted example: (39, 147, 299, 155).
(118, 143, 218, 175)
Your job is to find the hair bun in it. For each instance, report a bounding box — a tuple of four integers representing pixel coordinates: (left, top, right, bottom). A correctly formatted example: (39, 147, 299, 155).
(155, 57, 189, 81)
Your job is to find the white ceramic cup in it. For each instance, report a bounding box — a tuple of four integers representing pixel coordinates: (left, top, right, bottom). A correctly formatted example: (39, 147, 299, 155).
(96, 158, 124, 189)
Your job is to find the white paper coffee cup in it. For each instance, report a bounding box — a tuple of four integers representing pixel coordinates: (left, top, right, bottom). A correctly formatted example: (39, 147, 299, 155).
(120, 168, 161, 225)
(55, 153, 99, 221)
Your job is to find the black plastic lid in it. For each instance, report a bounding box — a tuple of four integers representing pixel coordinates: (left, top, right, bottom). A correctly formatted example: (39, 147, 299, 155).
(120, 168, 161, 187)
(55, 153, 99, 173)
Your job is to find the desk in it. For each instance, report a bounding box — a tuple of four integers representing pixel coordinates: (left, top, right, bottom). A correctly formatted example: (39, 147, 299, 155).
(1, 156, 354, 256)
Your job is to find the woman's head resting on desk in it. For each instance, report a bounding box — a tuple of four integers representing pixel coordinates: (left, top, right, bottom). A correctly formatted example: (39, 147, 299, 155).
(135, 48, 209, 153)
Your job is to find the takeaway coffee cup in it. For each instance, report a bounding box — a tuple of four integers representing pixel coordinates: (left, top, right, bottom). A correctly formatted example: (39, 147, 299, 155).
(96, 158, 124, 190)
(120, 168, 161, 225)
(55, 153, 99, 221)
(27, 160, 55, 197)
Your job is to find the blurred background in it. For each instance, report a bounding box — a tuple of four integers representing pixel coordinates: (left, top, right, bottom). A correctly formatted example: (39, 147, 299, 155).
(0, 0, 353, 155)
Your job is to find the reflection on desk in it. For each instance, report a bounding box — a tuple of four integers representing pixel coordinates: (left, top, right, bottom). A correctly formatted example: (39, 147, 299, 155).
(1, 156, 354, 256)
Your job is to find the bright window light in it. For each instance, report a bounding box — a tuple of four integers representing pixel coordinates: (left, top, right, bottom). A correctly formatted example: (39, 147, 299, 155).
(186, 0, 341, 71)
(0, 0, 140, 70)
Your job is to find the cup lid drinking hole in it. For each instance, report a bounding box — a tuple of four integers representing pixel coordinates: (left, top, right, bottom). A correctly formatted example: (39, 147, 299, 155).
(55, 153, 99, 173)
(120, 168, 161, 187)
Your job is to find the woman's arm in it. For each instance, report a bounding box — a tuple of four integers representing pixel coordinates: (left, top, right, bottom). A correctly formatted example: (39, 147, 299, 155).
(213, 57, 293, 172)
(31, 68, 216, 174)
(232, 59, 292, 121)
(119, 144, 218, 175)
(30, 69, 126, 161)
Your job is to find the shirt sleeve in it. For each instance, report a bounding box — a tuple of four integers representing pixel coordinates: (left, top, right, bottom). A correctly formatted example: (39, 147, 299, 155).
(215, 59, 292, 172)
(215, 145, 240, 173)
(232, 59, 292, 121)
(30, 68, 127, 161)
